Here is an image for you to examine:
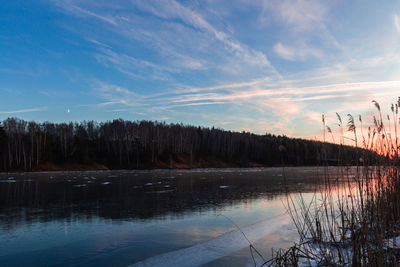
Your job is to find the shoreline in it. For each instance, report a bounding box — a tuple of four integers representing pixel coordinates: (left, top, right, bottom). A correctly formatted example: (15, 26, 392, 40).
(0, 165, 358, 175)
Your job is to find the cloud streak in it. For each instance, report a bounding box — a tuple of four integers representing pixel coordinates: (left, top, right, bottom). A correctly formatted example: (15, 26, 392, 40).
(394, 14, 400, 33)
(134, 0, 276, 70)
(53, 0, 118, 26)
(156, 80, 400, 104)
(0, 107, 47, 114)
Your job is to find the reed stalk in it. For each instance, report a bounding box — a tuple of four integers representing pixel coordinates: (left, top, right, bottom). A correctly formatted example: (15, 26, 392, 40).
(269, 98, 400, 266)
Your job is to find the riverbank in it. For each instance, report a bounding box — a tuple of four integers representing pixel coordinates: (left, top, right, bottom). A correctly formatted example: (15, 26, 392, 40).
(7, 157, 270, 172)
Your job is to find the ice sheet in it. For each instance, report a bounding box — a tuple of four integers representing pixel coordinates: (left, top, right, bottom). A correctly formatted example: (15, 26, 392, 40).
(130, 213, 290, 267)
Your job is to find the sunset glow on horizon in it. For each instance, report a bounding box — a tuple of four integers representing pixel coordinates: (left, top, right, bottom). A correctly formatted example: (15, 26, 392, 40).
(2, 1, 400, 140)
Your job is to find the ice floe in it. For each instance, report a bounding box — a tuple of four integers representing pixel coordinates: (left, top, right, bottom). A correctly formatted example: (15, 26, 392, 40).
(146, 190, 174, 194)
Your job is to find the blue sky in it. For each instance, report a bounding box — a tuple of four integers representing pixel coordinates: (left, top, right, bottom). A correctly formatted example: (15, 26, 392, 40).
(1, 0, 400, 139)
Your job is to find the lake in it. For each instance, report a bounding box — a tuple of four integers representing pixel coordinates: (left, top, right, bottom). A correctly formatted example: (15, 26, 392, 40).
(0, 167, 358, 266)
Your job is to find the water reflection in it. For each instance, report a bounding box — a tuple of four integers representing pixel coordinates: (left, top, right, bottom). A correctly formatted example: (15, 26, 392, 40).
(0, 168, 338, 225)
(0, 167, 361, 266)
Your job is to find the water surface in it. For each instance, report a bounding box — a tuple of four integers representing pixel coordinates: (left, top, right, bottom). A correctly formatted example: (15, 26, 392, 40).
(0, 167, 357, 266)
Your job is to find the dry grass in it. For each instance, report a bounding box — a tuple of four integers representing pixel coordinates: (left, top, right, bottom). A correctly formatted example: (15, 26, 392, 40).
(268, 98, 400, 266)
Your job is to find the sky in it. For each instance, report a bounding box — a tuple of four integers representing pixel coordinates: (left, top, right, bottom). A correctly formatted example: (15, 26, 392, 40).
(1, 0, 400, 140)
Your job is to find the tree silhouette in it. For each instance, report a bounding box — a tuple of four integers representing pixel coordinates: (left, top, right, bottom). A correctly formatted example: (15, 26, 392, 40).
(0, 118, 379, 171)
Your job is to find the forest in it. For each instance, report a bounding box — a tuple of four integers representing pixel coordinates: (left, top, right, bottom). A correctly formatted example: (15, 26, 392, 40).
(0, 118, 379, 171)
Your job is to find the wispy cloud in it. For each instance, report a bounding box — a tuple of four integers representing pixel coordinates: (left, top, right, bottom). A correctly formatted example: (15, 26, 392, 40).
(134, 0, 276, 70)
(157, 80, 400, 104)
(0, 107, 47, 114)
(53, 0, 280, 81)
(170, 78, 270, 94)
(94, 48, 175, 80)
(53, 0, 118, 26)
(273, 43, 297, 60)
(273, 42, 322, 61)
(394, 14, 400, 33)
(92, 81, 145, 107)
(261, 0, 327, 33)
(260, 0, 343, 63)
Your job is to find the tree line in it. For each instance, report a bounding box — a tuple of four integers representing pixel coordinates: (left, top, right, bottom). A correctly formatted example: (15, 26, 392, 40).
(0, 118, 378, 171)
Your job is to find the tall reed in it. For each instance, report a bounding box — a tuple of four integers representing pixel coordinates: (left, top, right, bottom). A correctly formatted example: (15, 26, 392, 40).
(269, 98, 400, 266)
